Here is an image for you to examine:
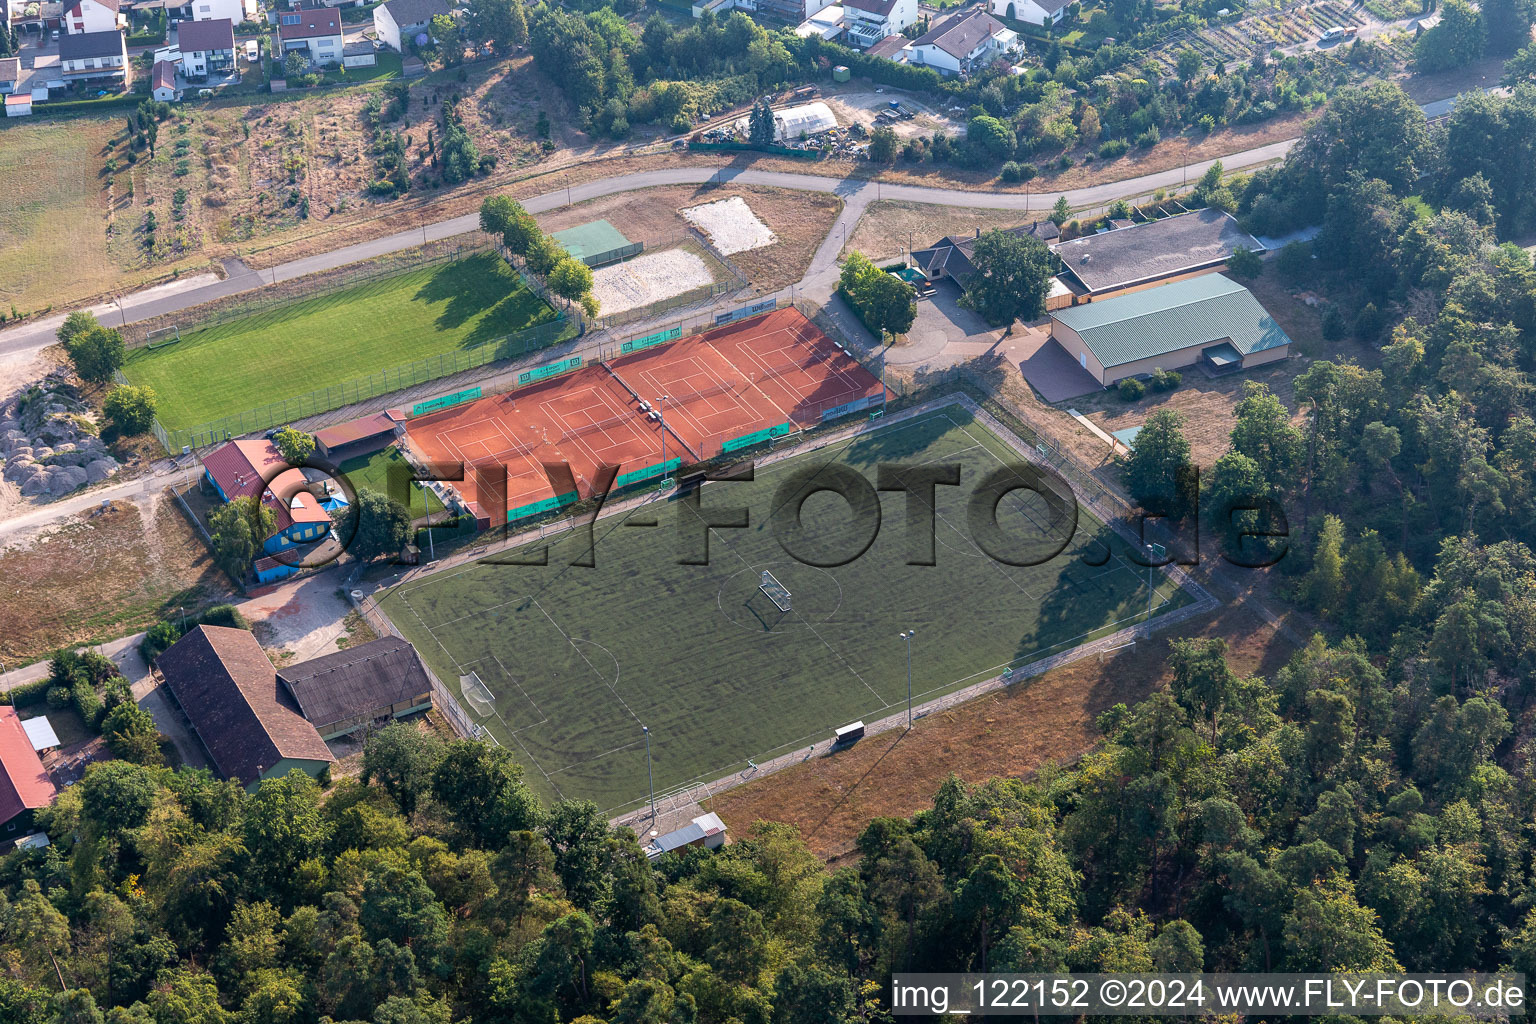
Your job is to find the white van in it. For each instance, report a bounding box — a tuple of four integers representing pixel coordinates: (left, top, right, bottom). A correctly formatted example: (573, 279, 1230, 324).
(245, 39, 259, 62)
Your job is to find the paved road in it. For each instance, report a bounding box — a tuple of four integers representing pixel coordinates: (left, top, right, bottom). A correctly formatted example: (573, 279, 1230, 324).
(0, 465, 200, 543)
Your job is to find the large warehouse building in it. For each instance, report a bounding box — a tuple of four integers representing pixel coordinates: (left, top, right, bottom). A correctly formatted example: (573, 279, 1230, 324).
(1053, 208, 1264, 296)
(1048, 273, 1292, 386)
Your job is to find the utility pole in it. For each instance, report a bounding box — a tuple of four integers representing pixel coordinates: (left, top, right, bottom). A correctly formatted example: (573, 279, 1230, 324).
(644, 725, 657, 835)
(899, 629, 915, 728)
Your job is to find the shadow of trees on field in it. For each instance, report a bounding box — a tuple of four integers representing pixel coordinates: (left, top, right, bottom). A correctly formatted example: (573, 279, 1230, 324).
(413, 252, 551, 349)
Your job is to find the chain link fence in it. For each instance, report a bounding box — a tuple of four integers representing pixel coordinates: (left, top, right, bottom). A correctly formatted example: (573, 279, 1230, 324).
(351, 589, 486, 742)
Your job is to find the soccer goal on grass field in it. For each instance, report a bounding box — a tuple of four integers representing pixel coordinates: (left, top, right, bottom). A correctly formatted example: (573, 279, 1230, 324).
(759, 570, 791, 612)
(459, 672, 496, 717)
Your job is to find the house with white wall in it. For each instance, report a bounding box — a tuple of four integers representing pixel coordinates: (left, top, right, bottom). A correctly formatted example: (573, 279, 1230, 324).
(187, 0, 255, 24)
(991, 0, 1070, 26)
(841, 0, 916, 48)
(372, 0, 450, 52)
(58, 29, 129, 83)
(276, 5, 341, 64)
(177, 16, 234, 78)
(61, 0, 123, 34)
(902, 7, 1017, 75)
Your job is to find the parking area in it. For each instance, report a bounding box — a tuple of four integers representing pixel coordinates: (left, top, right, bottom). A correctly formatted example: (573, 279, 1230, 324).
(1014, 323, 1104, 403)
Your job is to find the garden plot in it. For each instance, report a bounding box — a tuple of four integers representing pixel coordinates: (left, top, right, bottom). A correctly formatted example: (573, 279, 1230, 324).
(591, 248, 716, 315)
(682, 196, 777, 255)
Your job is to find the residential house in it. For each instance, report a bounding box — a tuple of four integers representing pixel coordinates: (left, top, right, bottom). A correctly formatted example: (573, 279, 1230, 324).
(902, 7, 1018, 75)
(0, 706, 57, 846)
(62, 0, 123, 33)
(187, 0, 254, 23)
(155, 625, 336, 789)
(991, 0, 1070, 27)
(176, 16, 234, 77)
(840, 0, 916, 48)
(645, 813, 729, 860)
(1050, 208, 1266, 296)
(277, 636, 434, 740)
(201, 438, 345, 580)
(276, 5, 340, 64)
(58, 29, 130, 84)
(151, 57, 178, 98)
(372, 0, 449, 53)
(0, 57, 20, 93)
(752, 0, 833, 26)
(909, 220, 1059, 289)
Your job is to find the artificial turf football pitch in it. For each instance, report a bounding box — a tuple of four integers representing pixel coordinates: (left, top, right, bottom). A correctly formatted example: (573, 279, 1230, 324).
(122, 252, 558, 432)
(378, 403, 1191, 811)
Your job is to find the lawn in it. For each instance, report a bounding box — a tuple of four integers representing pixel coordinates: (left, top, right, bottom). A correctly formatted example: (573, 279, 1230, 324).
(0, 119, 116, 312)
(338, 444, 445, 521)
(122, 252, 561, 432)
(378, 404, 1192, 811)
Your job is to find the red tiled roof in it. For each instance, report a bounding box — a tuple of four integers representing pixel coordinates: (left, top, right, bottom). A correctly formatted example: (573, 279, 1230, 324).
(203, 439, 288, 503)
(313, 412, 398, 451)
(0, 707, 57, 826)
(156, 626, 334, 786)
(65, 0, 120, 16)
(152, 58, 174, 90)
(278, 8, 340, 38)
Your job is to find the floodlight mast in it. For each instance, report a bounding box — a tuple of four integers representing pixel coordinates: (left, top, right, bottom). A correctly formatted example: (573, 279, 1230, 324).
(899, 630, 916, 729)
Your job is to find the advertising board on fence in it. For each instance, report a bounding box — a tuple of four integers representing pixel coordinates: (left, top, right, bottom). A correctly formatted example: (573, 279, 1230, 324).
(518, 356, 582, 386)
(412, 386, 483, 417)
(721, 421, 793, 454)
(621, 326, 682, 354)
(508, 490, 578, 523)
(616, 457, 682, 489)
(820, 393, 883, 422)
(714, 299, 777, 326)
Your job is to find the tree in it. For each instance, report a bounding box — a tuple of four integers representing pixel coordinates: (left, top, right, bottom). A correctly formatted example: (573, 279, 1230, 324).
(867, 125, 898, 163)
(362, 723, 444, 816)
(1123, 408, 1193, 516)
(1230, 380, 1303, 486)
(1227, 245, 1262, 279)
(1050, 195, 1071, 225)
(282, 50, 308, 78)
(1502, 41, 1536, 84)
(463, 0, 528, 53)
(1415, 0, 1486, 70)
(102, 385, 157, 436)
(335, 489, 412, 564)
(1168, 637, 1239, 740)
(1302, 514, 1346, 617)
(207, 496, 275, 580)
(960, 229, 1053, 326)
(479, 194, 524, 237)
(548, 257, 595, 309)
(1293, 82, 1431, 195)
(525, 234, 566, 277)
(1176, 47, 1202, 82)
(966, 114, 1014, 164)
(271, 427, 315, 466)
(748, 98, 775, 147)
(430, 741, 541, 846)
(67, 326, 126, 385)
(429, 13, 463, 63)
(57, 310, 100, 349)
(542, 801, 612, 910)
(839, 251, 914, 341)
(501, 210, 542, 258)
(101, 701, 163, 765)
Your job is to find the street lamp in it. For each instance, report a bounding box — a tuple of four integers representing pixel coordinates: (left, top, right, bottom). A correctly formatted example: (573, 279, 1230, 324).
(899, 629, 916, 728)
(644, 725, 657, 833)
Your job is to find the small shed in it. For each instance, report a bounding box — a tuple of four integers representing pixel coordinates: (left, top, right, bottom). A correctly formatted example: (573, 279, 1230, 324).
(342, 40, 376, 67)
(277, 636, 434, 740)
(313, 410, 401, 460)
(645, 812, 728, 860)
(4, 93, 33, 116)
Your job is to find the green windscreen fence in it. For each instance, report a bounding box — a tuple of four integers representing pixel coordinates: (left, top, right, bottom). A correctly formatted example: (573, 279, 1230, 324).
(722, 421, 793, 453)
(508, 490, 578, 523)
(551, 220, 642, 268)
(518, 356, 582, 386)
(620, 325, 681, 354)
(616, 457, 681, 489)
(412, 386, 482, 417)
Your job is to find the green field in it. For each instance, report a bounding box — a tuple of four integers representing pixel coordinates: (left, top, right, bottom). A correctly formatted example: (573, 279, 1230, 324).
(379, 404, 1191, 811)
(338, 444, 445, 521)
(122, 252, 558, 432)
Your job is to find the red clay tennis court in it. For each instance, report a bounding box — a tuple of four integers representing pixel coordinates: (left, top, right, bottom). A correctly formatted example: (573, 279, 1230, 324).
(402, 308, 887, 525)
(405, 364, 669, 522)
(608, 307, 887, 455)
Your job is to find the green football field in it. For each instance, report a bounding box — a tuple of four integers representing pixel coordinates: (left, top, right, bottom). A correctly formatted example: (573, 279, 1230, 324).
(123, 252, 559, 432)
(378, 404, 1190, 811)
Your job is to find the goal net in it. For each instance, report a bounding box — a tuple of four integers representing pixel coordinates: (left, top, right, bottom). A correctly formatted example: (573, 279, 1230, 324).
(459, 672, 496, 718)
(146, 325, 182, 349)
(758, 570, 791, 612)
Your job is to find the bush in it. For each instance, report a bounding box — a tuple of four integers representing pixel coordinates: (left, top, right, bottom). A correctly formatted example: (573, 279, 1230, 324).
(1276, 241, 1312, 284)
(103, 384, 158, 436)
(1354, 301, 1386, 342)
(1135, 126, 1161, 148)
(1226, 245, 1262, 279)
(1000, 160, 1025, 182)
(1149, 368, 1182, 391)
(1097, 138, 1129, 159)
(1118, 377, 1147, 401)
(46, 686, 72, 710)
(199, 604, 251, 630)
(1321, 305, 1347, 341)
(140, 620, 184, 662)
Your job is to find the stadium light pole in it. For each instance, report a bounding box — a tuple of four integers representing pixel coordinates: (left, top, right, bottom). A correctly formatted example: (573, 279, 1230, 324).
(659, 394, 671, 483)
(644, 725, 657, 833)
(899, 629, 915, 729)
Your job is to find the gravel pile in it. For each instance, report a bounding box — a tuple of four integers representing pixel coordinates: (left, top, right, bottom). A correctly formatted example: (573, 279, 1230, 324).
(0, 372, 120, 498)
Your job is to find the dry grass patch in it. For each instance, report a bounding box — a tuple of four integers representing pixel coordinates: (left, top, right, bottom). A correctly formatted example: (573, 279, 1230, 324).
(846, 200, 1028, 261)
(707, 602, 1296, 865)
(0, 495, 225, 665)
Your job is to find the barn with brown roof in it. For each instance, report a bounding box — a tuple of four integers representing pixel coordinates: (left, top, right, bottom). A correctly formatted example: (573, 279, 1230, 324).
(278, 636, 434, 740)
(155, 625, 334, 788)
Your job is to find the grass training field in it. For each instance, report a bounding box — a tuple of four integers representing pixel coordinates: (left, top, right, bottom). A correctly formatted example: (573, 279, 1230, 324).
(379, 404, 1192, 810)
(122, 252, 558, 431)
(338, 445, 447, 520)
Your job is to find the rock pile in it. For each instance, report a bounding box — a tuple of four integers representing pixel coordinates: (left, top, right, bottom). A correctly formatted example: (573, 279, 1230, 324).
(0, 372, 121, 498)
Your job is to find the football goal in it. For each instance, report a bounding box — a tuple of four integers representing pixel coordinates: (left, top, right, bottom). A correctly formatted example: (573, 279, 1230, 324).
(759, 570, 792, 613)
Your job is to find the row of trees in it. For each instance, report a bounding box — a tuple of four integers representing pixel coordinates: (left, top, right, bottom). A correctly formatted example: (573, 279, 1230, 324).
(57, 312, 157, 439)
(479, 195, 598, 318)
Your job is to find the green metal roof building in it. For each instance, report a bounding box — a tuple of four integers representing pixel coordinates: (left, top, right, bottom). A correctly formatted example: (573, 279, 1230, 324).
(1048, 273, 1292, 386)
